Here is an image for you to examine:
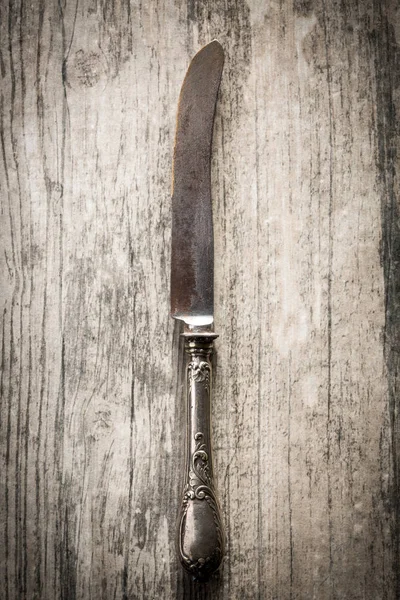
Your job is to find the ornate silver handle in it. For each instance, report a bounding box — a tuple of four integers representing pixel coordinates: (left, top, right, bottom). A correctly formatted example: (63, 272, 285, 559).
(177, 334, 225, 580)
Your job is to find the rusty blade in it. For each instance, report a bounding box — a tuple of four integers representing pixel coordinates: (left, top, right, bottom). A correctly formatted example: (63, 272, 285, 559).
(170, 40, 224, 326)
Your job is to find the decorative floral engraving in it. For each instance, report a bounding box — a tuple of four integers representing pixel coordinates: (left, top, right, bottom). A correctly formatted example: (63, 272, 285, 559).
(186, 432, 212, 498)
(179, 431, 224, 577)
(188, 360, 210, 390)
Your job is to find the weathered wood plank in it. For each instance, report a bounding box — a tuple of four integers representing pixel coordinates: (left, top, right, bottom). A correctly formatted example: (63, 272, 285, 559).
(0, 0, 399, 598)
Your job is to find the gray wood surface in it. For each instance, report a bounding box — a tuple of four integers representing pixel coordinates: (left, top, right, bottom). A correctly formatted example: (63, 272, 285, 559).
(1, 0, 399, 598)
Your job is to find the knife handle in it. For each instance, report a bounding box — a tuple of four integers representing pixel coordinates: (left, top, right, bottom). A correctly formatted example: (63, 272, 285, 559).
(177, 334, 225, 580)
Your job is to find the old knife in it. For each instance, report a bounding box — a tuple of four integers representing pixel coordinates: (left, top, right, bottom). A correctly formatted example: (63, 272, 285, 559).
(171, 40, 225, 580)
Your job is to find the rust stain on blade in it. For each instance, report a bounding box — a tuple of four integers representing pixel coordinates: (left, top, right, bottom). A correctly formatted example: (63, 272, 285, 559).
(170, 40, 224, 325)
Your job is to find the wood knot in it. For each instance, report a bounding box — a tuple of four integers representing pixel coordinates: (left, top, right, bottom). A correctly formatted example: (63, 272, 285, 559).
(65, 49, 107, 90)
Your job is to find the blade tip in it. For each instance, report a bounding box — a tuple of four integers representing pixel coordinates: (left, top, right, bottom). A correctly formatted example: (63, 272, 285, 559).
(209, 39, 224, 50)
(208, 39, 224, 59)
(197, 39, 224, 61)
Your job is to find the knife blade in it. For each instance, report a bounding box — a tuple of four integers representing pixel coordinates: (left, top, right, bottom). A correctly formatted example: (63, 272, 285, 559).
(170, 40, 225, 580)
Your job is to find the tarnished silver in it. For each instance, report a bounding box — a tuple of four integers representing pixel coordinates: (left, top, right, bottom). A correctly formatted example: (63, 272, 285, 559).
(170, 41, 225, 580)
(177, 336, 225, 580)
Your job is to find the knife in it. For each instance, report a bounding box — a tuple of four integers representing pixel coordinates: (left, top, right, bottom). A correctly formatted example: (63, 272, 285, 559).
(170, 40, 225, 580)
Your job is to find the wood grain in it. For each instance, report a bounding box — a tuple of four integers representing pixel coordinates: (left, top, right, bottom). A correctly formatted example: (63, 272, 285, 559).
(1, 0, 399, 598)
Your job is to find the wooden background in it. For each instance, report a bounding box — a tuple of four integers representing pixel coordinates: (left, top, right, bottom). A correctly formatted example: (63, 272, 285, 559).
(1, 0, 399, 598)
